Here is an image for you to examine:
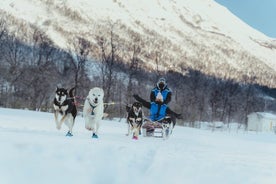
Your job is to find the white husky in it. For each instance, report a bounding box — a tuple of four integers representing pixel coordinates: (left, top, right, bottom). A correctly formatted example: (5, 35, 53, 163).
(83, 87, 104, 138)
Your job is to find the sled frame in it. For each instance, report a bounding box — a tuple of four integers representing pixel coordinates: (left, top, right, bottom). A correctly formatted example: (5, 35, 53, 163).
(142, 116, 172, 139)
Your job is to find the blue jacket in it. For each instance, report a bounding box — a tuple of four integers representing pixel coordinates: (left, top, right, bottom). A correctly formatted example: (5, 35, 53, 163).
(149, 86, 171, 121)
(150, 87, 171, 105)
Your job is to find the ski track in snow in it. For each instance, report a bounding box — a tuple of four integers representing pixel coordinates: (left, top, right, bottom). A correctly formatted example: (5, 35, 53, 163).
(0, 108, 276, 184)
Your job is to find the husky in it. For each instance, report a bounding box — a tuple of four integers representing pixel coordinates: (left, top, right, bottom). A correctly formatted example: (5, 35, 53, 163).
(83, 87, 104, 138)
(53, 87, 77, 136)
(126, 102, 143, 140)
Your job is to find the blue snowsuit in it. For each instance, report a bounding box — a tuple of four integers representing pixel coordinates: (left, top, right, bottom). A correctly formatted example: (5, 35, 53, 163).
(150, 86, 171, 121)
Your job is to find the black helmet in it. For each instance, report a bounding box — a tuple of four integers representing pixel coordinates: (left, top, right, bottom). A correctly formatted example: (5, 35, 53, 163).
(157, 77, 167, 90)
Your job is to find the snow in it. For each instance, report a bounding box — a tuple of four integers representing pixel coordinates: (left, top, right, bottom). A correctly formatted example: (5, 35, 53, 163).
(1, 0, 276, 72)
(0, 108, 276, 184)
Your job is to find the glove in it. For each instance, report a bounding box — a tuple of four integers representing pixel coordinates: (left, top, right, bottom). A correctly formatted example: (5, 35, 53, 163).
(155, 101, 163, 105)
(156, 92, 163, 103)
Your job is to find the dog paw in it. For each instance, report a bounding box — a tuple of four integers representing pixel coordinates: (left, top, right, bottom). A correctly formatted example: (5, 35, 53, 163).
(56, 125, 61, 130)
(66, 131, 73, 137)
(85, 126, 93, 131)
(92, 133, 98, 139)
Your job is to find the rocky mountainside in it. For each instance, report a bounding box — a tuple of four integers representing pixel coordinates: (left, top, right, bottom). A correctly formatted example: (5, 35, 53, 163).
(1, 0, 276, 87)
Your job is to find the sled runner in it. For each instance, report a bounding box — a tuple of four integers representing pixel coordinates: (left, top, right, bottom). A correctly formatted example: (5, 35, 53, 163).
(142, 116, 173, 140)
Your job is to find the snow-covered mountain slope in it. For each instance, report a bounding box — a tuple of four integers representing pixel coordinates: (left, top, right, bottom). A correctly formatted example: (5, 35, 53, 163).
(1, 0, 276, 87)
(1, 108, 276, 184)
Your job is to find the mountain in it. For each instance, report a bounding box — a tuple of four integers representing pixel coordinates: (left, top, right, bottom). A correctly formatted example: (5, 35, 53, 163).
(1, 0, 276, 87)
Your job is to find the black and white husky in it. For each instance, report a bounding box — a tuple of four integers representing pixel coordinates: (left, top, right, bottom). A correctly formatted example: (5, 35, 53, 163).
(126, 102, 143, 140)
(53, 87, 77, 136)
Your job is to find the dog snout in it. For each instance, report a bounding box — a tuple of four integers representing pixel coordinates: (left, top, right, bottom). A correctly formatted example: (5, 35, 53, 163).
(134, 107, 141, 113)
(94, 98, 98, 103)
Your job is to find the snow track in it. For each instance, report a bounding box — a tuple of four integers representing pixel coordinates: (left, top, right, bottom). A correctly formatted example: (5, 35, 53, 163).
(0, 108, 276, 184)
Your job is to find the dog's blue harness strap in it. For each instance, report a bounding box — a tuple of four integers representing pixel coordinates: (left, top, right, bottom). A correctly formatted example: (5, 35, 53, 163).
(88, 98, 97, 115)
(89, 103, 97, 115)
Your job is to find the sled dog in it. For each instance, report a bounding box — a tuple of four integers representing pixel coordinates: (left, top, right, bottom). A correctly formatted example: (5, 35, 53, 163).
(53, 87, 77, 136)
(83, 87, 104, 138)
(126, 102, 143, 140)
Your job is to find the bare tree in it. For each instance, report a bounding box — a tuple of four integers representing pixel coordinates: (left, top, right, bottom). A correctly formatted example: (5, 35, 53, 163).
(219, 80, 239, 125)
(241, 76, 258, 129)
(0, 18, 7, 41)
(126, 44, 141, 104)
(97, 25, 119, 105)
(27, 29, 56, 110)
(3, 35, 26, 84)
(69, 37, 91, 95)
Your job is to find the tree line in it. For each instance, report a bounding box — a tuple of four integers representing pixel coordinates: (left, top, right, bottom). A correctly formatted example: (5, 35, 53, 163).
(0, 19, 275, 129)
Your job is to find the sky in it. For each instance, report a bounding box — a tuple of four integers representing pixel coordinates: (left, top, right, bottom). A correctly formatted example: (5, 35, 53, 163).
(215, 0, 276, 38)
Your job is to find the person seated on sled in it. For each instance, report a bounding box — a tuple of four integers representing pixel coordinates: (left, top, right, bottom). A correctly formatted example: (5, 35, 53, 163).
(149, 77, 171, 121)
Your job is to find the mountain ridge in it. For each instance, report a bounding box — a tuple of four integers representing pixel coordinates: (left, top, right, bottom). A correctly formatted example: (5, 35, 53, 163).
(1, 0, 276, 87)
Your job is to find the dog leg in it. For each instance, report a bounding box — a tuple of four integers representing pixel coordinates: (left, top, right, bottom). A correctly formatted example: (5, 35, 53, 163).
(133, 127, 138, 140)
(85, 116, 94, 131)
(65, 116, 74, 136)
(57, 114, 67, 130)
(95, 121, 100, 135)
(54, 111, 59, 126)
(91, 120, 100, 138)
(54, 111, 62, 130)
(126, 124, 130, 136)
(91, 122, 98, 138)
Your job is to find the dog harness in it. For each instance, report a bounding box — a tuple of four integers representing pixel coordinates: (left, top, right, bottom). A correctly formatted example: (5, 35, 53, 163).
(54, 98, 66, 108)
(54, 98, 70, 115)
(87, 98, 97, 115)
(128, 117, 143, 130)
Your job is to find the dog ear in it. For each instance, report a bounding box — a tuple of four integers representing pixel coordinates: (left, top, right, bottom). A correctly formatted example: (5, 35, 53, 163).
(133, 102, 142, 108)
(126, 105, 131, 112)
(101, 88, 104, 97)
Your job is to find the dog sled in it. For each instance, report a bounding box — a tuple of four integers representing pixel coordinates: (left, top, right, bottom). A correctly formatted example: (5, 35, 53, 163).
(133, 94, 181, 140)
(142, 116, 173, 140)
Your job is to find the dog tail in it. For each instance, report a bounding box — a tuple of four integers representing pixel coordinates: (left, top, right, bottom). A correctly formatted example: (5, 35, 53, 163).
(69, 87, 75, 99)
(133, 94, 151, 109)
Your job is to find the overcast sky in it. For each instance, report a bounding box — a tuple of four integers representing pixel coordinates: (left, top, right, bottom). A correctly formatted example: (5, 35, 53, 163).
(215, 0, 276, 38)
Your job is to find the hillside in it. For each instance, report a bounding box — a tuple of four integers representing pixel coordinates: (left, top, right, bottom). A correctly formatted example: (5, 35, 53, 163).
(1, 0, 276, 87)
(1, 108, 276, 184)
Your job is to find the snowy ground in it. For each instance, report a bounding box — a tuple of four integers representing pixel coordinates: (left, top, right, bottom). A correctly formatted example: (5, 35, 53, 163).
(0, 108, 276, 184)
